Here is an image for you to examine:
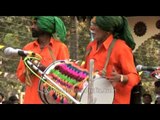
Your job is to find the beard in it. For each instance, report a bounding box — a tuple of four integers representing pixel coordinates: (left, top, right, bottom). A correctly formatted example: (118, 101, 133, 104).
(31, 29, 52, 38)
(31, 29, 41, 38)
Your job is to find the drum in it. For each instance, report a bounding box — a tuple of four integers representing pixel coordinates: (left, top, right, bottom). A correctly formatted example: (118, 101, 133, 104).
(38, 60, 114, 104)
(80, 74, 114, 104)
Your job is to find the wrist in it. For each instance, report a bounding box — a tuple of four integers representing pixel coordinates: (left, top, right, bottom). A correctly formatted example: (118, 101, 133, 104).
(120, 75, 128, 84)
(120, 75, 124, 83)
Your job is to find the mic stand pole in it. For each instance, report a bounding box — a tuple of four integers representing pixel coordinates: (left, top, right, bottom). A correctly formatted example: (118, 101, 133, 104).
(88, 59, 94, 104)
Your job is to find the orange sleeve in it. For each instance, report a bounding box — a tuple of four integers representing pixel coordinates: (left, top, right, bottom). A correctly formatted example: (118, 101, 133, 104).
(16, 45, 32, 83)
(119, 46, 140, 87)
(57, 44, 70, 60)
(16, 57, 26, 83)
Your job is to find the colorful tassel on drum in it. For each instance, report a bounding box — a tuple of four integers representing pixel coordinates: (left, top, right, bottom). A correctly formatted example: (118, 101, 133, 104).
(63, 97, 68, 104)
(46, 62, 90, 104)
(49, 90, 55, 97)
(53, 92, 57, 100)
(56, 94, 61, 103)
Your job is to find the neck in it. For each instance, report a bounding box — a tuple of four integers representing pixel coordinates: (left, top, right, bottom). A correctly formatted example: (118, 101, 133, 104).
(97, 33, 111, 50)
(38, 35, 51, 49)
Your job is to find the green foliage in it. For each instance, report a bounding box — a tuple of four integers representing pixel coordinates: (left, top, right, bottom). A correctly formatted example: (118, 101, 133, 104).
(0, 16, 32, 98)
(3, 33, 20, 47)
(0, 16, 32, 47)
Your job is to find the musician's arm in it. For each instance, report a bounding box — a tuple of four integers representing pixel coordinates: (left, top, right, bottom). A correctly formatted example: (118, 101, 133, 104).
(119, 46, 140, 87)
(57, 44, 70, 60)
(16, 58, 26, 83)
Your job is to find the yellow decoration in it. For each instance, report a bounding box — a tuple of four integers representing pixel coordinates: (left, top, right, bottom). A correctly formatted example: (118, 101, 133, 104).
(0, 45, 5, 49)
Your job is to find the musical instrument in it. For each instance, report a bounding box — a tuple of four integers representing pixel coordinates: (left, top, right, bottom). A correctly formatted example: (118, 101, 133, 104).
(38, 60, 114, 104)
(4, 47, 115, 104)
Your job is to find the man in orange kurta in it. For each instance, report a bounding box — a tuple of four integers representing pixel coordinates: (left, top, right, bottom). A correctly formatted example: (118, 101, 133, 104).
(84, 16, 140, 104)
(16, 16, 69, 104)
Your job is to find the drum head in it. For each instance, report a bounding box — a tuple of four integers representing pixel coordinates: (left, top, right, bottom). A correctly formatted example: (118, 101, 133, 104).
(80, 76, 114, 104)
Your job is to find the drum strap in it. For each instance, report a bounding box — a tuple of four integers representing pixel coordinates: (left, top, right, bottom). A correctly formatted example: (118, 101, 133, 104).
(48, 46, 56, 62)
(101, 38, 117, 77)
(84, 38, 117, 76)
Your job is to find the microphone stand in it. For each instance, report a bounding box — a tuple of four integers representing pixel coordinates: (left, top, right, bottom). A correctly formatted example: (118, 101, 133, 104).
(88, 59, 94, 104)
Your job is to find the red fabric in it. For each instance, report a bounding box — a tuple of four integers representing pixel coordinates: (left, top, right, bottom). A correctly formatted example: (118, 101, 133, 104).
(84, 35, 140, 104)
(16, 38, 69, 104)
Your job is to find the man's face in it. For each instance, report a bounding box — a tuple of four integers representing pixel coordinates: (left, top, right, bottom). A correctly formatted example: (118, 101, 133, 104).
(30, 20, 42, 38)
(89, 17, 110, 42)
(143, 95, 152, 104)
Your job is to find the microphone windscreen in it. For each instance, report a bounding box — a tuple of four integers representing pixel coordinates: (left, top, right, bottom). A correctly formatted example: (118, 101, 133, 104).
(4, 47, 13, 56)
(136, 65, 142, 71)
(4, 47, 20, 56)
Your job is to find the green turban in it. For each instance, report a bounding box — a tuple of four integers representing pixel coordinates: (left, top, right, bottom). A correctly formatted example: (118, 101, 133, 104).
(96, 16, 136, 50)
(33, 16, 67, 42)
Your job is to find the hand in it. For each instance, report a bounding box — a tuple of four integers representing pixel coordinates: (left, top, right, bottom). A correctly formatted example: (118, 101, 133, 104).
(32, 60, 46, 71)
(38, 64, 46, 71)
(106, 66, 121, 87)
(24, 67, 33, 86)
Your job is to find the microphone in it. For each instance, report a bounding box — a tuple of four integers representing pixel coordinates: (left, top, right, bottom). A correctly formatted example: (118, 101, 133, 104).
(4, 47, 35, 57)
(136, 65, 159, 72)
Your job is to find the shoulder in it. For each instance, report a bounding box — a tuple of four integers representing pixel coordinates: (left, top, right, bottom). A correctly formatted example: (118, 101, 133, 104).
(114, 39, 132, 51)
(113, 39, 132, 56)
(51, 39, 68, 48)
(53, 39, 65, 45)
(86, 41, 95, 49)
(23, 41, 36, 50)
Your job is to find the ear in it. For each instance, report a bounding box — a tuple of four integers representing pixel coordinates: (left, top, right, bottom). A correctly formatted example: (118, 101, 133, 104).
(104, 32, 111, 39)
(106, 32, 111, 36)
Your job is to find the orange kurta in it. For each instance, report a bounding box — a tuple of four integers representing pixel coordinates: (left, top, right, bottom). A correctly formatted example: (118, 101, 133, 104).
(84, 35, 140, 104)
(16, 38, 69, 104)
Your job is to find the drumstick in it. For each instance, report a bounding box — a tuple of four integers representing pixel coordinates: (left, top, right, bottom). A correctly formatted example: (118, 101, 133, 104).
(88, 59, 94, 104)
